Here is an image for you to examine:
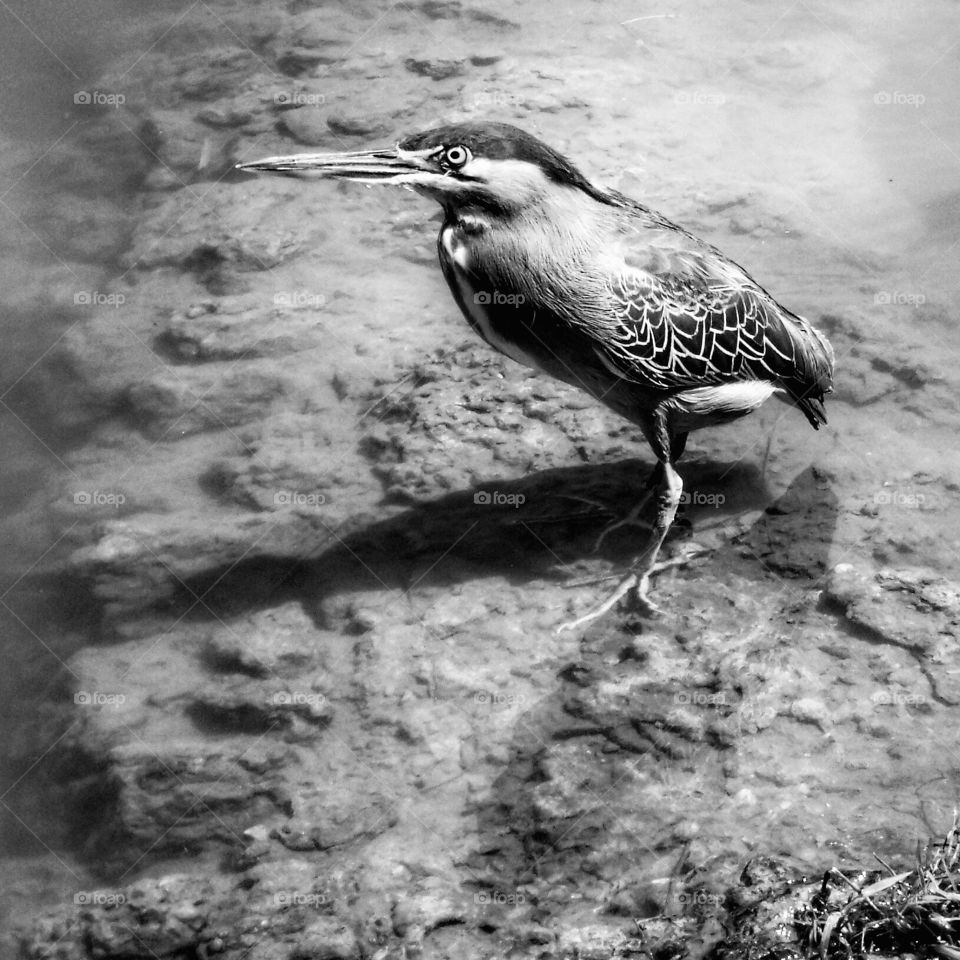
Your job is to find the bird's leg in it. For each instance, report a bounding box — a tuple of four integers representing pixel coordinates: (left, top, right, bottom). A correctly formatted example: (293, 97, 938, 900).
(625, 460, 683, 610)
(557, 460, 682, 634)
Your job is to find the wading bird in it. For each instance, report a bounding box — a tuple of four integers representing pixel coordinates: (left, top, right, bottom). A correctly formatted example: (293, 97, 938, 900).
(237, 122, 834, 631)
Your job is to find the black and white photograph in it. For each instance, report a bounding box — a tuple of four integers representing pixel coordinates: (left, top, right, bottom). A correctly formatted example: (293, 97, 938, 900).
(0, 1, 958, 957)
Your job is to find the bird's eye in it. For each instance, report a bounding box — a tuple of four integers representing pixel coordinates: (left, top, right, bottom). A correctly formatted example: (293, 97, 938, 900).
(442, 145, 471, 169)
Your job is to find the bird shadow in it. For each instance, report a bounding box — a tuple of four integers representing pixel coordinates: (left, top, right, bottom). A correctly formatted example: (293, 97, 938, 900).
(168, 457, 838, 629)
(452, 466, 840, 916)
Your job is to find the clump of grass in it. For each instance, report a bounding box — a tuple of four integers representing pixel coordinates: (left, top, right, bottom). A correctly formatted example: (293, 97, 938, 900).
(799, 816, 960, 959)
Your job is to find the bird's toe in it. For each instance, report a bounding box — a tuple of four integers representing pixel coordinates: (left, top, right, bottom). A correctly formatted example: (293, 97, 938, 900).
(555, 571, 640, 635)
(627, 574, 661, 616)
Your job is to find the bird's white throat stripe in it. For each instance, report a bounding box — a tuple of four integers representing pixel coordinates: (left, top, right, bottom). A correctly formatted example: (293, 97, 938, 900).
(448, 232, 471, 269)
(440, 226, 543, 372)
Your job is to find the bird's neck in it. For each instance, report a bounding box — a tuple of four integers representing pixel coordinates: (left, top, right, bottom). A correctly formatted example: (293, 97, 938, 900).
(442, 190, 613, 309)
(446, 186, 609, 244)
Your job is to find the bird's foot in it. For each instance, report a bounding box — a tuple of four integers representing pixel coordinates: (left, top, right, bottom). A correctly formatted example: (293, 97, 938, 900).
(555, 543, 707, 635)
(556, 571, 642, 636)
(555, 568, 662, 635)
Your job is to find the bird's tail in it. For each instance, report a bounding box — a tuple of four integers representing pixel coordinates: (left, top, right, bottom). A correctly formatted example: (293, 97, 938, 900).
(775, 313, 835, 430)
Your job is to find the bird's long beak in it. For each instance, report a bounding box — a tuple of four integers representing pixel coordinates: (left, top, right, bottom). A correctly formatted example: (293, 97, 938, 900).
(235, 145, 434, 183)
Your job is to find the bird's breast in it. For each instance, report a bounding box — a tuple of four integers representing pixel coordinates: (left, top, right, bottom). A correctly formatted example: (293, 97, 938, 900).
(439, 224, 546, 373)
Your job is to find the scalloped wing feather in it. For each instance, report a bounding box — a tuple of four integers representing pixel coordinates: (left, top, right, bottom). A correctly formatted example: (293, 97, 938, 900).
(578, 219, 834, 426)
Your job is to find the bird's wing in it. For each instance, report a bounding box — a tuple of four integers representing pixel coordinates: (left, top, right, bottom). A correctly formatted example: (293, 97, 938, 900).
(573, 217, 834, 424)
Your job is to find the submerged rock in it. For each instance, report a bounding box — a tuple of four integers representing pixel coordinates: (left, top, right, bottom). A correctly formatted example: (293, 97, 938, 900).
(270, 792, 397, 851)
(156, 296, 332, 363)
(84, 745, 293, 867)
(825, 562, 960, 654)
(404, 57, 468, 80)
(279, 107, 335, 146)
(825, 562, 960, 703)
(19, 875, 226, 960)
(290, 918, 360, 960)
(123, 368, 288, 439)
(121, 185, 304, 274)
(203, 604, 321, 676)
(186, 676, 333, 739)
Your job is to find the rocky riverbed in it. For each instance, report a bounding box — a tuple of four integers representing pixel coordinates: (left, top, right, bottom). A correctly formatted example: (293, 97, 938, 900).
(2, 0, 960, 958)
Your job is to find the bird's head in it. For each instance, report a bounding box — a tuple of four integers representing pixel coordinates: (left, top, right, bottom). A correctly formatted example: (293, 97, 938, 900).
(237, 121, 614, 216)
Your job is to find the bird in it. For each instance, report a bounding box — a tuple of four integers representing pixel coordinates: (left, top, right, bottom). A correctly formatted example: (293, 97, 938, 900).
(237, 121, 834, 632)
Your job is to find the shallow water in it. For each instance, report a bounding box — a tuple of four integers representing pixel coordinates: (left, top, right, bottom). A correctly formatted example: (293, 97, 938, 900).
(1, 0, 959, 955)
